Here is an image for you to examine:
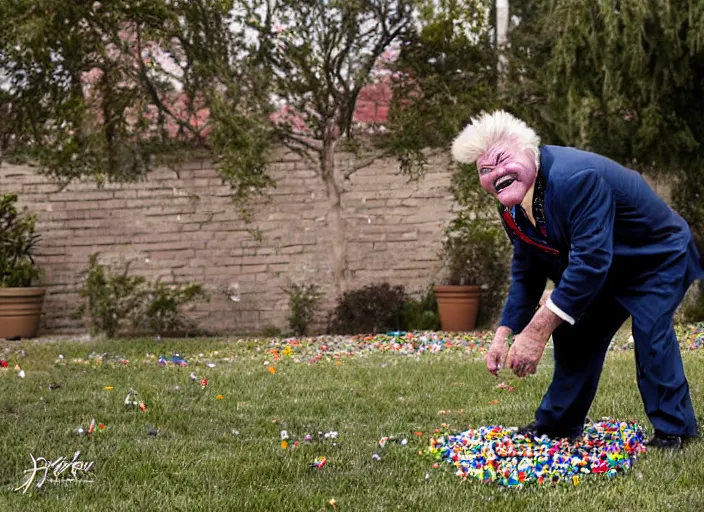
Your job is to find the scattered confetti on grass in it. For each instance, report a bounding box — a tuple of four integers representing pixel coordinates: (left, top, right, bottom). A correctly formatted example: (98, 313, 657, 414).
(2, 327, 704, 510)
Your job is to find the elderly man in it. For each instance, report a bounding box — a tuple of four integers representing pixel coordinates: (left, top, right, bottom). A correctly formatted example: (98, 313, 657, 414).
(452, 110, 701, 449)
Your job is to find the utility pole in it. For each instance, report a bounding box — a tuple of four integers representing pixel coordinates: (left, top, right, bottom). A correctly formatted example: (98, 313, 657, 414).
(496, 0, 509, 92)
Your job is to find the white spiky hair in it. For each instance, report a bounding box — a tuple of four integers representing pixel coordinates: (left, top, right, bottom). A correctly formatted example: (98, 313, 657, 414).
(451, 110, 541, 166)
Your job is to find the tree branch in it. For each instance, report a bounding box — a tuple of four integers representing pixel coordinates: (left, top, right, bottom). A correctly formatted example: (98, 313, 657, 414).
(280, 139, 318, 166)
(342, 146, 449, 181)
(135, 50, 203, 139)
(274, 126, 323, 153)
(341, 148, 393, 179)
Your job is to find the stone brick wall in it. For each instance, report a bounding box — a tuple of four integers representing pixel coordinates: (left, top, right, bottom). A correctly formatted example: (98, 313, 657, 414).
(0, 149, 457, 335)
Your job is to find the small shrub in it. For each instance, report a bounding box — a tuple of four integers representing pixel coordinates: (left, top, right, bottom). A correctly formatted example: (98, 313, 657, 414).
(328, 283, 406, 335)
(0, 193, 42, 287)
(75, 254, 147, 338)
(262, 325, 283, 337)
(76, 254, 208, 338)
(401, 285, 441, 331)
(283, 283, 322, 336)
(135, 280, 209, 336)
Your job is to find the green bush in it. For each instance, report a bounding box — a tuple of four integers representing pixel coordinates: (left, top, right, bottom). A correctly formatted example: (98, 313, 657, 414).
(401, 285, 441, 331)
(74, 255, 146, 338)
(282, 283, 322, 336)
(75, 254, 208, 338)
(137, 280, 209, 336)
(328, 283, 407, 335)
(262, 325, 283, 338)
(0, 193, 41, 287)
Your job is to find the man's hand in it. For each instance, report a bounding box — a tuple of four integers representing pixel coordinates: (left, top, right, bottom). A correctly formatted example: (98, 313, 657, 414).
(506, 305, 563, 378)
(506, 330, 550, 377)
(486, 326, 512, 376)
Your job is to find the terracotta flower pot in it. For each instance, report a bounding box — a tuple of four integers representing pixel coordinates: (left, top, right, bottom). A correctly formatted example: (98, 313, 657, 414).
(433, 285, 481, 332)
(0, 287, 46, 339)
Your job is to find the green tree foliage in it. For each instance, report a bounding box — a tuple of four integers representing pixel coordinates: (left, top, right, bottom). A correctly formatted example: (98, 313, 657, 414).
(1, 0, 421, 294)
(389, 0, 704, 201)
(387, 0, 704, 322)
(537, 1, 704, 318)
(233, 0, 417, 294)
(383, 0, 498, 176)
(0, 0, 273, 202)
(5, 0, 703, 206)
(5, 1, 704, 318)
(542, 1, 704, 174)
(498, 0, 704, 240)
(383, 0, 565, 173)
(0, 1, 418, 185)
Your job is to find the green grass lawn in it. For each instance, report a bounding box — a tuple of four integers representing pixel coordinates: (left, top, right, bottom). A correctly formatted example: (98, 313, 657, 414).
(2, 333, 704, 511)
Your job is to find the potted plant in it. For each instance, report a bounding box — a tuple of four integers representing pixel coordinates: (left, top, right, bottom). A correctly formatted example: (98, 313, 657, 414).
(0, 193, 46, 340)
(434, 164, 512, 331)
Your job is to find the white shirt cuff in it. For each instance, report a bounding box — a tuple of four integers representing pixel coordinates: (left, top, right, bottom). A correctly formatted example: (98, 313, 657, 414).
(546, 298, 576, 325)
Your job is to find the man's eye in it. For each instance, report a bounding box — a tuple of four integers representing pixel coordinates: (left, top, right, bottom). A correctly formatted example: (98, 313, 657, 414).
(479, 167, 491, 175)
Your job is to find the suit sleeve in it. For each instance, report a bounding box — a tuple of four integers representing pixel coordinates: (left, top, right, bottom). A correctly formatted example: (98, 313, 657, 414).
(499, 239, 548, 333)
(547, 169, 615, 325)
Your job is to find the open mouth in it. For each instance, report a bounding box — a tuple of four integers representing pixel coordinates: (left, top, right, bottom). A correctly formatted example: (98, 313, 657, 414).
(494, 174, 517, 194)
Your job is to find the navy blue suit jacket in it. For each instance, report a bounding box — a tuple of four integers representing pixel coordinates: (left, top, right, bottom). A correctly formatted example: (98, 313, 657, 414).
(500, 145, 704, 333)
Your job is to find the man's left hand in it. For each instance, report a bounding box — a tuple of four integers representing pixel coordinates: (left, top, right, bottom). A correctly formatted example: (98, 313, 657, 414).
(506, 330, 550, 378)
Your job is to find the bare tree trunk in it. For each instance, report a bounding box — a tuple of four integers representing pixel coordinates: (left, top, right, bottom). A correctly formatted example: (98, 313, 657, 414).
(496, 0, 509, 92)
(321, 139, 348, 299)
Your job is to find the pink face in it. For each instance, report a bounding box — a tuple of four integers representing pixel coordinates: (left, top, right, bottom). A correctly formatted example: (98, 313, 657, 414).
(476, 143, 537, 208)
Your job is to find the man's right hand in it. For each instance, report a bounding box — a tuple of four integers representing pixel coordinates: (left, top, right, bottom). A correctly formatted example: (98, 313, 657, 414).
(486, 326, 512, 376)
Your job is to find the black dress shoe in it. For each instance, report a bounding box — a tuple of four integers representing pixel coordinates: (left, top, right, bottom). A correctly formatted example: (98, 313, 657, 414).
(516, 421, 541, 435)
(645, 433, 683, 450)
(517, 421, 582, 442)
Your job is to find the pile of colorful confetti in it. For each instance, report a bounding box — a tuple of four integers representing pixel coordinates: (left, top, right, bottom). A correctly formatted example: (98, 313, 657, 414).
(428, 419, 646, 487)
(676, 323, 704, 350)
